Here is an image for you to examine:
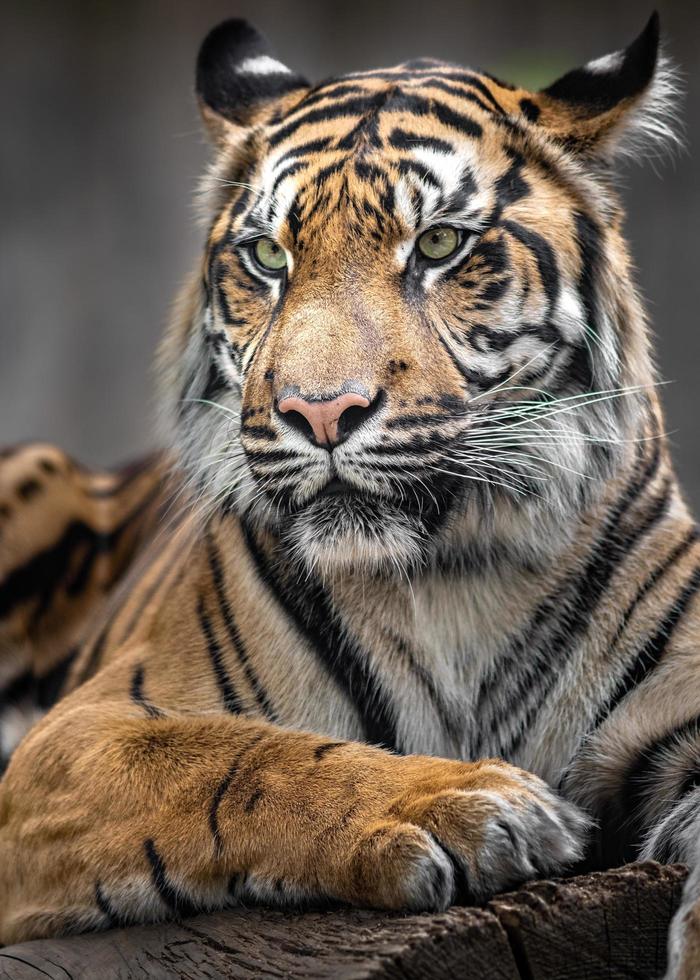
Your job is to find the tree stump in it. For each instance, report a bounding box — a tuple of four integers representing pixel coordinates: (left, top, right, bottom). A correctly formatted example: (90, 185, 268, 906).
(0, 863, 687, 979)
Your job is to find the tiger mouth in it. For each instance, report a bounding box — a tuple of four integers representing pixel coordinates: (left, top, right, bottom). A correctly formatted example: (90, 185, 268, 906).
(316, 477, 355, 498)
(299, 476, 442, 521)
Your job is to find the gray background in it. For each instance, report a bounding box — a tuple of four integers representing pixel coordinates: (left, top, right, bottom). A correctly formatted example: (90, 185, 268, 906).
(2, 1, 699, 508)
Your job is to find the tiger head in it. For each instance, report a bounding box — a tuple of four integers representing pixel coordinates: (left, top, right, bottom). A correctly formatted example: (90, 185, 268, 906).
(159, 15, 678, 577)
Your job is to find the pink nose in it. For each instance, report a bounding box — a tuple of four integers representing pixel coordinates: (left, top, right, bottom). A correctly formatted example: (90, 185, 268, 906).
(277, 391, 372, 447)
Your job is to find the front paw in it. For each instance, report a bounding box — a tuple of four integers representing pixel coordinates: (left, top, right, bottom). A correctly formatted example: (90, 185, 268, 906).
(664, 847, 700, 980)
(346, 759, 589, 912)
(666, 899, 700, 980)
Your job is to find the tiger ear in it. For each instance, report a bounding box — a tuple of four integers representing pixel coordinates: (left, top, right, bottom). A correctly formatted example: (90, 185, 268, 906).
(533, 12, 680, 162)
(196, 19, 309, 143)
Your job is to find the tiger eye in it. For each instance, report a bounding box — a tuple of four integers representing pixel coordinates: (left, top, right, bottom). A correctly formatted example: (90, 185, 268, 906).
(417, 226, 461, 261)
(254, 237, 287, 271)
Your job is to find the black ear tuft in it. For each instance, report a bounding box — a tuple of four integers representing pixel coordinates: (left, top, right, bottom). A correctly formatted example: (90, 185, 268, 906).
(534, 12, 680, 161)
(542, 12, 659, 112)
(196, 19, 308, 128)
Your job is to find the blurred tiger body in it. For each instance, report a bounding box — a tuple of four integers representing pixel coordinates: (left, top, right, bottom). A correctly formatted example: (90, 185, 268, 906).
(1, 15, 699, 978)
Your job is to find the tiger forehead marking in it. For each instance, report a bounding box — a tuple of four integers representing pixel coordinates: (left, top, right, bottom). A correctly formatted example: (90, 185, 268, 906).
(206, 68, 586, 410)
(256, 73, 489, 239)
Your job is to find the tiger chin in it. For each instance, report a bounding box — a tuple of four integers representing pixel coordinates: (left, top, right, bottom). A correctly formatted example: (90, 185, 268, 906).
(2, 12, 700, 980)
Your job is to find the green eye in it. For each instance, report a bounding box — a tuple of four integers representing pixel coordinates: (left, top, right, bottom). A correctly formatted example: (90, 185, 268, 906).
(417, 226, 461, 261)
(253, 237, 287, 272)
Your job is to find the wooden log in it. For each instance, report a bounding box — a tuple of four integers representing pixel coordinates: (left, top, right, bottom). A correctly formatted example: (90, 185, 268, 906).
(0, 863, 687, 980)
(489, 862, 688, 980)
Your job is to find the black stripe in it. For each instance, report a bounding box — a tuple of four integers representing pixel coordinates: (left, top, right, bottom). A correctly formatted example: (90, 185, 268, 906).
(209, 733, 265, 858)
(573, 211, 610, 387)
(388, 128, 454, 153)
(385, 412, 453, 430)
(477, 275, 513, 306)
(268, 90, 482, 149)
(396, 158, 442, 190)
(273, 135, 333, 165)
(206, 535, 276, 721)
(386, 630, 463, 743)
(268, 94, 390, 147)
(469, 319, 555, 354)
(197, 596, 243, 715)
(130, 665, 163, 719)
(491, 151, 529, 223)
(600, 713, 700, 864)
(241, 425, 277, 442)
(434, 328, 502, 392)
(475, 442, 662, 752)
(244, 787, 264, 812)
(0, 484, 160, 637)
(270, 161, 307, 199)
(143, 839, 198, 918)
(426, 79, 496, 116)
(502, 220, 559, 311)
(0, 522, 112, 622)
(243, 447, 301, 465)
(314, 741, 346, 761)
(201, 359, 228, 402)
(621, 714, 700, 819)
(242, 523, 399, 750)
(281, 83, 366, 113)
(95, 881, 130, 929)
(336, 114, 382, 151)
(609, 527, 699, 651)
(440, 70, 507, 114)
(342, 67, 506, 115)
(501, 475, 673, 757)
(594, 563, 700, 728)
(430, 100, 483, 139)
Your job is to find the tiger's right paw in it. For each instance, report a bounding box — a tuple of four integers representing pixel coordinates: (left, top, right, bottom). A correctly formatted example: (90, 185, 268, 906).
(343, 758, 589, 911)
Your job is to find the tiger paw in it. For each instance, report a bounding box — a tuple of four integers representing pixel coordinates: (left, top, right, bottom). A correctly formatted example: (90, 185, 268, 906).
(663, 854, 700, 980)
(665, 902, 700, 980)
(344, 759, 589, 911)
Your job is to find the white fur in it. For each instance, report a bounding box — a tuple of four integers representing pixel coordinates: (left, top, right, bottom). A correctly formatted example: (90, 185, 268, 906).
(586, 51, 626, 75)
(237, 55, 291, 76)
(604, 52, 683, 163)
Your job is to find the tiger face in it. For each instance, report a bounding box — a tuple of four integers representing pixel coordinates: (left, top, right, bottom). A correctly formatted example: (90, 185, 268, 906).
(162, 15, 676, 576)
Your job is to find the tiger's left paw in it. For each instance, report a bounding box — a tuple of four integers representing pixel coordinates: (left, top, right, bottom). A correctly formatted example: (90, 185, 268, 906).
(665, 900, 700, 980)
(662, 836, 700, 980)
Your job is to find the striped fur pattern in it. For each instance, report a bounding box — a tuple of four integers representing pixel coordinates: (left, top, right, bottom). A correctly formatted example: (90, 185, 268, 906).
(1, 13, 698, 976)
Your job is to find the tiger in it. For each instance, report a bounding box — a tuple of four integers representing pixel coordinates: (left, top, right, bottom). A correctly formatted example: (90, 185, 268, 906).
(1, 11, 699, 977)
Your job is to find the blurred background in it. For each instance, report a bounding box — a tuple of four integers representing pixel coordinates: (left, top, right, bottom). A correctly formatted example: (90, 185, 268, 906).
(1, 1, 699, 505)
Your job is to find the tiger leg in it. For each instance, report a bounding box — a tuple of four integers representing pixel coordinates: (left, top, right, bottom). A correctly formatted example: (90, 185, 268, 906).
(0, 685, 588, 943)
(0, 443, 165, 765)
(633, 793, 700, 980)
(642, 817, 700, 980)
(562, 608, 700, 980)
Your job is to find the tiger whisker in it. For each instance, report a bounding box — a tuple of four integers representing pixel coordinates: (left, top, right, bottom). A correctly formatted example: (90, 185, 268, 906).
(426, 463, 534, 497)
(467, 343, 559, 404)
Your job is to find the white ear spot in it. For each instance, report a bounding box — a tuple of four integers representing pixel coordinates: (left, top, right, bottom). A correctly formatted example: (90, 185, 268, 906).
(585, 51, 626, 75)
(237, 55, 291, 76)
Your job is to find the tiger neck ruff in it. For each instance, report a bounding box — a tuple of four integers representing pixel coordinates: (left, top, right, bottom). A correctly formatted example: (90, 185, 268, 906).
(3, 15, 700, 979)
